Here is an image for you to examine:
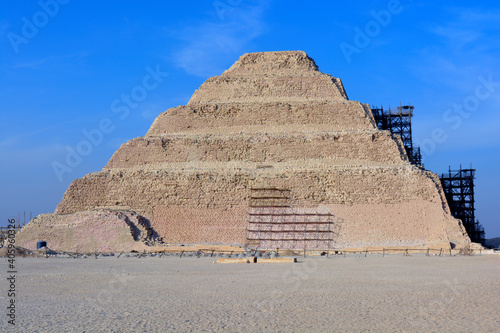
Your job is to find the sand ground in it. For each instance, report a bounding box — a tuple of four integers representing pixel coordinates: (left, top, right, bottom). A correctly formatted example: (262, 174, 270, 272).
(1, 254, 499, 332)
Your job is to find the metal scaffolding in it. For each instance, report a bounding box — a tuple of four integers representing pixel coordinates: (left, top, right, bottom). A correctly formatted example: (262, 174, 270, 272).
(371, 104, 422, 166)
(245, 188, 342, 249)
(440, 165, 485, 244)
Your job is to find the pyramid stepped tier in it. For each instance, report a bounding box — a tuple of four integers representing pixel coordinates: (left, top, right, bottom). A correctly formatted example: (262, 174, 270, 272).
(146, 101, 376, 135)
(188, 73, 348, 104)
(52, 165, 468, 248)
(104, 131, 408, 169)
(56, 166, 448, 215)
(21, 51, 471, 251)
(222, 51, 321, 74)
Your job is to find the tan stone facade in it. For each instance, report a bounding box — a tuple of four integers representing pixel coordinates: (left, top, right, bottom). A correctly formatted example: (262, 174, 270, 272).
(17, 51, 470, 251)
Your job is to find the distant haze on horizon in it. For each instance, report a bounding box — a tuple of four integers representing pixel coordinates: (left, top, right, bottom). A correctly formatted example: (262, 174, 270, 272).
(1, 1, 499, 238)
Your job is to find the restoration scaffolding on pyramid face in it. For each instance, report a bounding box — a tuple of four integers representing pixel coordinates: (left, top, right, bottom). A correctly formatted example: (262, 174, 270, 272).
(15, 51, 471, 252)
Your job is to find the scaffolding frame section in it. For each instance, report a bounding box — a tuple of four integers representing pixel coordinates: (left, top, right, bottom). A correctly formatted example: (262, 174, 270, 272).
(440, 165, 485, 244)
(371, 104, 422, 166)
(245, 188, 343, 249)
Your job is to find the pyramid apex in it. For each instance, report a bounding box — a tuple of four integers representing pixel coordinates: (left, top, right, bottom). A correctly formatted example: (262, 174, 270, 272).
(223, 50, 319, 75)
(188, 51, 347, 104)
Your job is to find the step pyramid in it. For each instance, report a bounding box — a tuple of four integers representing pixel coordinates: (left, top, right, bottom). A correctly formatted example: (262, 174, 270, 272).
(16, 51, 470, 251)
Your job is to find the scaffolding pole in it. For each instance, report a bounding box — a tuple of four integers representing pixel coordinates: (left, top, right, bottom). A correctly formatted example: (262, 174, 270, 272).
(245, 188, 343, 249)
(440, 165, 485, 244)
(371, 103, 422, 166)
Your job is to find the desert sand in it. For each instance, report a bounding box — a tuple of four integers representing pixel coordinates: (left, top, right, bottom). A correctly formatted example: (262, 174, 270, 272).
(1, 254, 499, 332)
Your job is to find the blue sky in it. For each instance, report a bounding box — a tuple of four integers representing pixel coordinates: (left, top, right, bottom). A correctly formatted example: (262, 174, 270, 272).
(1, 1, 499, 238)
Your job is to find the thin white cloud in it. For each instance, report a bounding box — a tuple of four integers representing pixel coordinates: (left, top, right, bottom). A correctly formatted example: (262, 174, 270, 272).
(0, 137, 16, 147)
(172, 1, 268, 77)
(431, 25, 482, 49)
(13, 52, 91, 69)
(410, 7, 500, 93)
(141, 104, 162, 120)
(0, 116, 95, 145)
(454, 8, 500, 24)
(106, 138, 127, 149)
(1, 143, 66, 166)
(428, 6, 500, 54)
(0, 20, 11, 36)
(13, 57, 50, 69)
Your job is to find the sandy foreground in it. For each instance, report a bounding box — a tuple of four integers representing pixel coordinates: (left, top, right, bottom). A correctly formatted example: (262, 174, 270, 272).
(1, 254, 499, 332)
